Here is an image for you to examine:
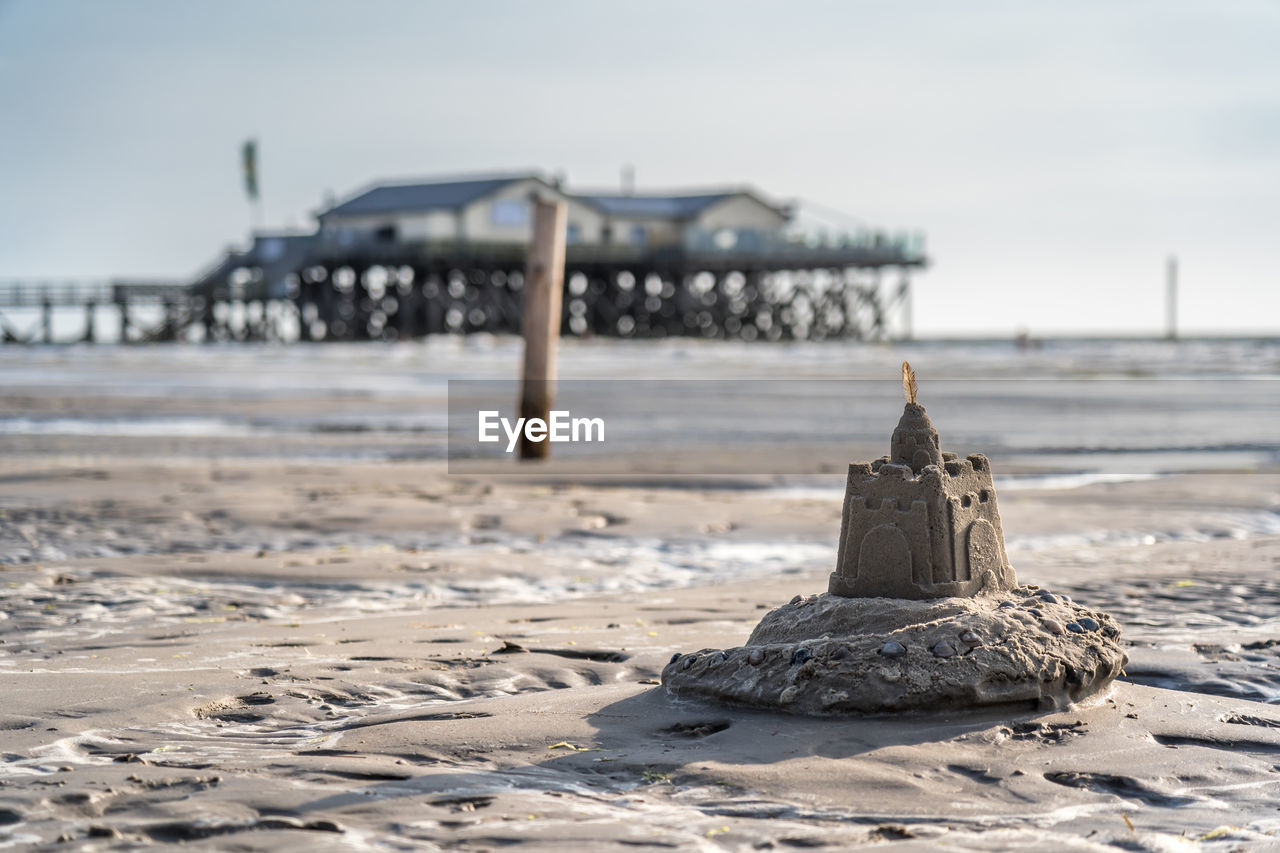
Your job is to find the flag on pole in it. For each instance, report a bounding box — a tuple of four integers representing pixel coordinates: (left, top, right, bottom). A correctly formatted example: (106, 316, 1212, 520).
(241, 139, 259, 202)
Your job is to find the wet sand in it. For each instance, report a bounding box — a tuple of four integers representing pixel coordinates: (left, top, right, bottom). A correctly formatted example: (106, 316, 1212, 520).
(3, 450, 1280, 849)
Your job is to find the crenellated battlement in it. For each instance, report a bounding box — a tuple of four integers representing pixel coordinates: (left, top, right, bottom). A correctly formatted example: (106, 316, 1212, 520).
(864, 454, 993, 484)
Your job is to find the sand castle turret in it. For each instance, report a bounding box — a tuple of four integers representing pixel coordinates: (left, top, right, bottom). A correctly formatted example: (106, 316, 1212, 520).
(829, 368, 1016, 600)
(891, 402, 943, 472)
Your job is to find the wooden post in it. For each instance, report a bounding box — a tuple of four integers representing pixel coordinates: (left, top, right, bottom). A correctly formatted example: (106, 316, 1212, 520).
(518, 198, 567, 460)
(1165, 254, 1178, 341)
(84, 302, 96, 344)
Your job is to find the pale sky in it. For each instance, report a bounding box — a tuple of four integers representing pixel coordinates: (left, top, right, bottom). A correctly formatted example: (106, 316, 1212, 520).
(2, 0, 1277, 335)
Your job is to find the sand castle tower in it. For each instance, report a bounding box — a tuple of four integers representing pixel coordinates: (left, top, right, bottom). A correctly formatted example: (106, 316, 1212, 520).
(829, 365, 1016, 600)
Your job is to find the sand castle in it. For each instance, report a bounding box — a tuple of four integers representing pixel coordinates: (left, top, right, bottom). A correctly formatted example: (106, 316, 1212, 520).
(830, 388, 1016, 599)
(663, 363, 1128, 714)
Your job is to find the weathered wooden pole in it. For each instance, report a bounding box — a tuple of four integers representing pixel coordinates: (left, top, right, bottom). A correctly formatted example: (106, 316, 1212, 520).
(518, 197, 567, 460)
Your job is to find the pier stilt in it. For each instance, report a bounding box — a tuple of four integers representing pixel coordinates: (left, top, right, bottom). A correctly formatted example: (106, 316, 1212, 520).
(298, 299, 314, 342)
(84, 302, 97, 344)
(897, 271, 913, 341)
(117, 299, 130, 343)
(199, 297, 215, 342)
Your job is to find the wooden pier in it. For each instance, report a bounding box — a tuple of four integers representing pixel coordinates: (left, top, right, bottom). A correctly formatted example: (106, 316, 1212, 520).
(282, 237, 925, 343)
(0, 280, 191, 344)
(3, 239, 925, 344)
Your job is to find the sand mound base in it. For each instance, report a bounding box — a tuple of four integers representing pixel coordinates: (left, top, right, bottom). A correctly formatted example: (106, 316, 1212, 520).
(662, 586, 1127, 714)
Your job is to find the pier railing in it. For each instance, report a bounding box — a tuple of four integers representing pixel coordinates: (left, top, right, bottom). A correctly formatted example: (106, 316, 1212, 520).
(305, 230, 927, 271)
(0, 280, 189, 307)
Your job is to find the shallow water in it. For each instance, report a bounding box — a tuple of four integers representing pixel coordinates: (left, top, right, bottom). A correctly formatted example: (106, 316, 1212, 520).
(2, 338, 1278, 473)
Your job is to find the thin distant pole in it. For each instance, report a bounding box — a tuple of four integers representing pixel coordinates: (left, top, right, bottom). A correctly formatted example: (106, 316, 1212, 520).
(1165, 255, 1178, 341)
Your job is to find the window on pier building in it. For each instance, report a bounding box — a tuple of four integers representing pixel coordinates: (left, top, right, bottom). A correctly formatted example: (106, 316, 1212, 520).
(491, 200, 530, 227)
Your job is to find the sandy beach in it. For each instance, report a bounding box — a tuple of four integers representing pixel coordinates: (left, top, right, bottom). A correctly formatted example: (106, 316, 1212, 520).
(9, 0, 1280, 845)
(3, 340, 1280, 850)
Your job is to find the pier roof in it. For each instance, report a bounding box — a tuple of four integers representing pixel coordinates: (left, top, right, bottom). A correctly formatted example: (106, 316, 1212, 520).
(575, 190, 785, 220)
(318, 173, 790, 224)
(321, 174, 545, 218)
(576, 192, 734, 219)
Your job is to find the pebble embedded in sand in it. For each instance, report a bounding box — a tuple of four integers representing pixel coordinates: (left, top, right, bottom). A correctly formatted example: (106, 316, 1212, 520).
(1041, 619, 1066, 635)
(791, 648, 812, 665)
(748, 649, 764, 665)
(959, 630, 982, 646)
(1077, 617, 1099, 631)
(932, 641, 956, 658)
(880, 640, 907, 658)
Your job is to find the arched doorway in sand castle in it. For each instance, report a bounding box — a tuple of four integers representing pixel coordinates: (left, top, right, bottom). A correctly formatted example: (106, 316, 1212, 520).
(857, 524, 914, 588)
(965, 518, 1003, 581)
